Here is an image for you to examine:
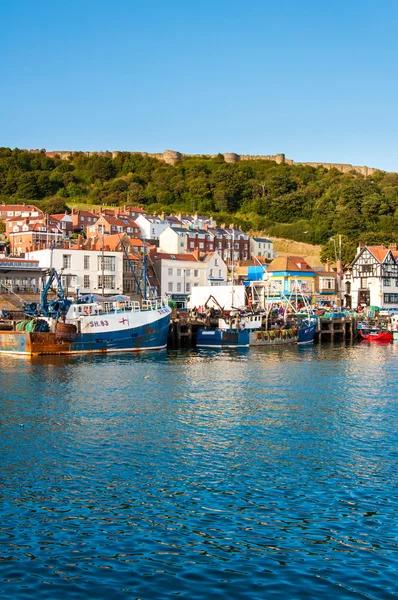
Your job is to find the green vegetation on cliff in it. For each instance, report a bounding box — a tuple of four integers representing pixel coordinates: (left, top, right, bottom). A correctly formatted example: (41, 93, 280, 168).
(1, 147, 398, 261)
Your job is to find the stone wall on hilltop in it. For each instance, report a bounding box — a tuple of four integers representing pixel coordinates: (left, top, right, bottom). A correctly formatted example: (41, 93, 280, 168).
(34, 149, 381, 175)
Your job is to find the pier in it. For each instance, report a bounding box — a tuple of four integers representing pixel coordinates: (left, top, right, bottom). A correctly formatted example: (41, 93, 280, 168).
(316, 314, 359, 342)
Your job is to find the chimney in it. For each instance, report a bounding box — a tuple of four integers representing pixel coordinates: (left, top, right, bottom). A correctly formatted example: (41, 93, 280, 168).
(390, 242, 397, 251)
(77, 234, 83, 249)
(325, 259, 331, 272)
(161, 212, 165, 220)
(221, 223, 226, 229)
(229, 223, 234, 229)
(193, 248, 200, 260)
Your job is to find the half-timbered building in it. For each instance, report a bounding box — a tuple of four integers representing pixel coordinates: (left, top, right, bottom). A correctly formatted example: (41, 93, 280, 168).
(348, 244, 398, 308)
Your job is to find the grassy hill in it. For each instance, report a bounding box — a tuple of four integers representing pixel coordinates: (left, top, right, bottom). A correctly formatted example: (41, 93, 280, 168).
(271, 238, 323, 267)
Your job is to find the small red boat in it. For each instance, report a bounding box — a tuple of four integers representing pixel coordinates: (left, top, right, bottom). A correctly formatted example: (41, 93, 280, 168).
(359, 329, 393, 342)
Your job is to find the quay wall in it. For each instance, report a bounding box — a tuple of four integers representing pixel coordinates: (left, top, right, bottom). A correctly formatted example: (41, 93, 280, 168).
(29, 149, 381, 176)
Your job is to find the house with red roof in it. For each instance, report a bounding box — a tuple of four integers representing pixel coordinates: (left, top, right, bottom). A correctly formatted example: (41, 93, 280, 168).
(86, 214, 141, 240)
(50, 213, 74, 237)
(70, 209, 98, 233)
(7, 217, 64, 255)
(347, 243, 398, 308)
(0, 204, 43, 221)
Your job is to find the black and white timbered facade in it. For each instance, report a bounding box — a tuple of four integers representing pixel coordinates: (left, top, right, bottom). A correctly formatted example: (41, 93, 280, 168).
(348, 245, 398, 308)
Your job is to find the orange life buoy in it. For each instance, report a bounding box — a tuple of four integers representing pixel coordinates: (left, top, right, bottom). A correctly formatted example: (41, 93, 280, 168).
(84, 305, 92, 315)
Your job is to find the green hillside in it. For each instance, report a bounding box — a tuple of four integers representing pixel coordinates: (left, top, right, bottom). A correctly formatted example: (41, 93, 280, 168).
(1, 147, 398, 262)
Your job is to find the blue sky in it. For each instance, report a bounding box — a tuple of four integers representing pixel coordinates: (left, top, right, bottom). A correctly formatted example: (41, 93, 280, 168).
(1, 0, 398, 171)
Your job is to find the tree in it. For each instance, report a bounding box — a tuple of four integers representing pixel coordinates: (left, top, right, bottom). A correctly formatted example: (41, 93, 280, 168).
(17, 173, 39, 199)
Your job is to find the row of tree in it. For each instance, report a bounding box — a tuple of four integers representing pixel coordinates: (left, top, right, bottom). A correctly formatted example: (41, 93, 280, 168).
(1, 148, 398, 262)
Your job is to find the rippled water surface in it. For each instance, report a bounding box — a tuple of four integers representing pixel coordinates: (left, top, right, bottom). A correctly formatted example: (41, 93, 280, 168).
(0, 343, 397, 599)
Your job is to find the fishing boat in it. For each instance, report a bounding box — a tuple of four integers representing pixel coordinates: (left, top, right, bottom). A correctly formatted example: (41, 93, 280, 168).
(359, 328, 393, 342)
(0, 268, 171, 355)
(196, 307, 317, 348)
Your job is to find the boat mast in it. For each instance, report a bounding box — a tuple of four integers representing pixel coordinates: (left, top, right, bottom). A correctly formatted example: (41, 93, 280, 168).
(143, 236, 147, 300)
(101, 231, 105, 296)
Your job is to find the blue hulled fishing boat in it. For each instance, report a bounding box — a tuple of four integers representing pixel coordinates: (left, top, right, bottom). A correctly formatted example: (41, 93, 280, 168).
(0, 268, 171, 356)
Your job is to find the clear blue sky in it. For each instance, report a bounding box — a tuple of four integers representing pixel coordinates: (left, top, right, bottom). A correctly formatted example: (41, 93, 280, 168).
(1, 0, 398, 171)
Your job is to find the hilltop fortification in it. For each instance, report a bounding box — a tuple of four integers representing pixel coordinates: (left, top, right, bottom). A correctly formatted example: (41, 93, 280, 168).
(33, 149, 379, 176)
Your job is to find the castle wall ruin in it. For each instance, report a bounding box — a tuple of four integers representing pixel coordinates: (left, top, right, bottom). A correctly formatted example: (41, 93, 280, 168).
(35, 149, 380, 176)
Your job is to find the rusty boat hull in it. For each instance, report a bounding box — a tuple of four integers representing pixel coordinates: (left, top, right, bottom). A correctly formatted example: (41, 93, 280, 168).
(0, 310, 171, 356)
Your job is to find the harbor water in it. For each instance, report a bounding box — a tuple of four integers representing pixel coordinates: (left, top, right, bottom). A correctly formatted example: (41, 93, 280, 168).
(0, 344, 397, 599)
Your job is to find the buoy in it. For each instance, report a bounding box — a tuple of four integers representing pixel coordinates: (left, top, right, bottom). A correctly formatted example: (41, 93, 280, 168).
(19, 424, 24, 427)
(144, 375, 150, 380)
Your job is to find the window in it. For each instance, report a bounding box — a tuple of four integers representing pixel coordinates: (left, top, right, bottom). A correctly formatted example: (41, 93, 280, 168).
(384, 278, 391, 286)
(320, 277, 335, 290)
(194, 269, 199, 277)
(360, 264, 372, 274)
(177, 282, 182, 292)
(84, 275, 90, 288)
(84, 255, 90, 270)
(168, 282, 173, 292)
(384, 293, 398, 303)
(186, 269, 191, 276)
(98, 256, 115, 271)
(215, 259, 218, 266)
(168, 268, 173, 276)
(97, 275, 115, 289)
(177, 269, 182, 276)
(180, 242, 184, 248)
(186, 282, 191, 292)
(234, 243, 239, 249)
(63, 254, 71, 269)
(210, 269, 213, 277)
(190, 242, 195, 248)
(219, 269, 222, 277)
(199, 242, 204, 249)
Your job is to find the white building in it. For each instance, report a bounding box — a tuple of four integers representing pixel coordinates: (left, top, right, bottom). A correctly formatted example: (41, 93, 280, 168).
(152, 250, 227, 299)
(26, 248, 124, 296)
(250, 237, 275, 260)
(135, 214, 167, 241)
(347, 244, 398, 309)
(159, 227, 188, 254)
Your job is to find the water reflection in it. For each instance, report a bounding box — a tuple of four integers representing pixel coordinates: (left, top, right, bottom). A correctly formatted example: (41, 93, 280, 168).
(0, 344, 397, 599)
